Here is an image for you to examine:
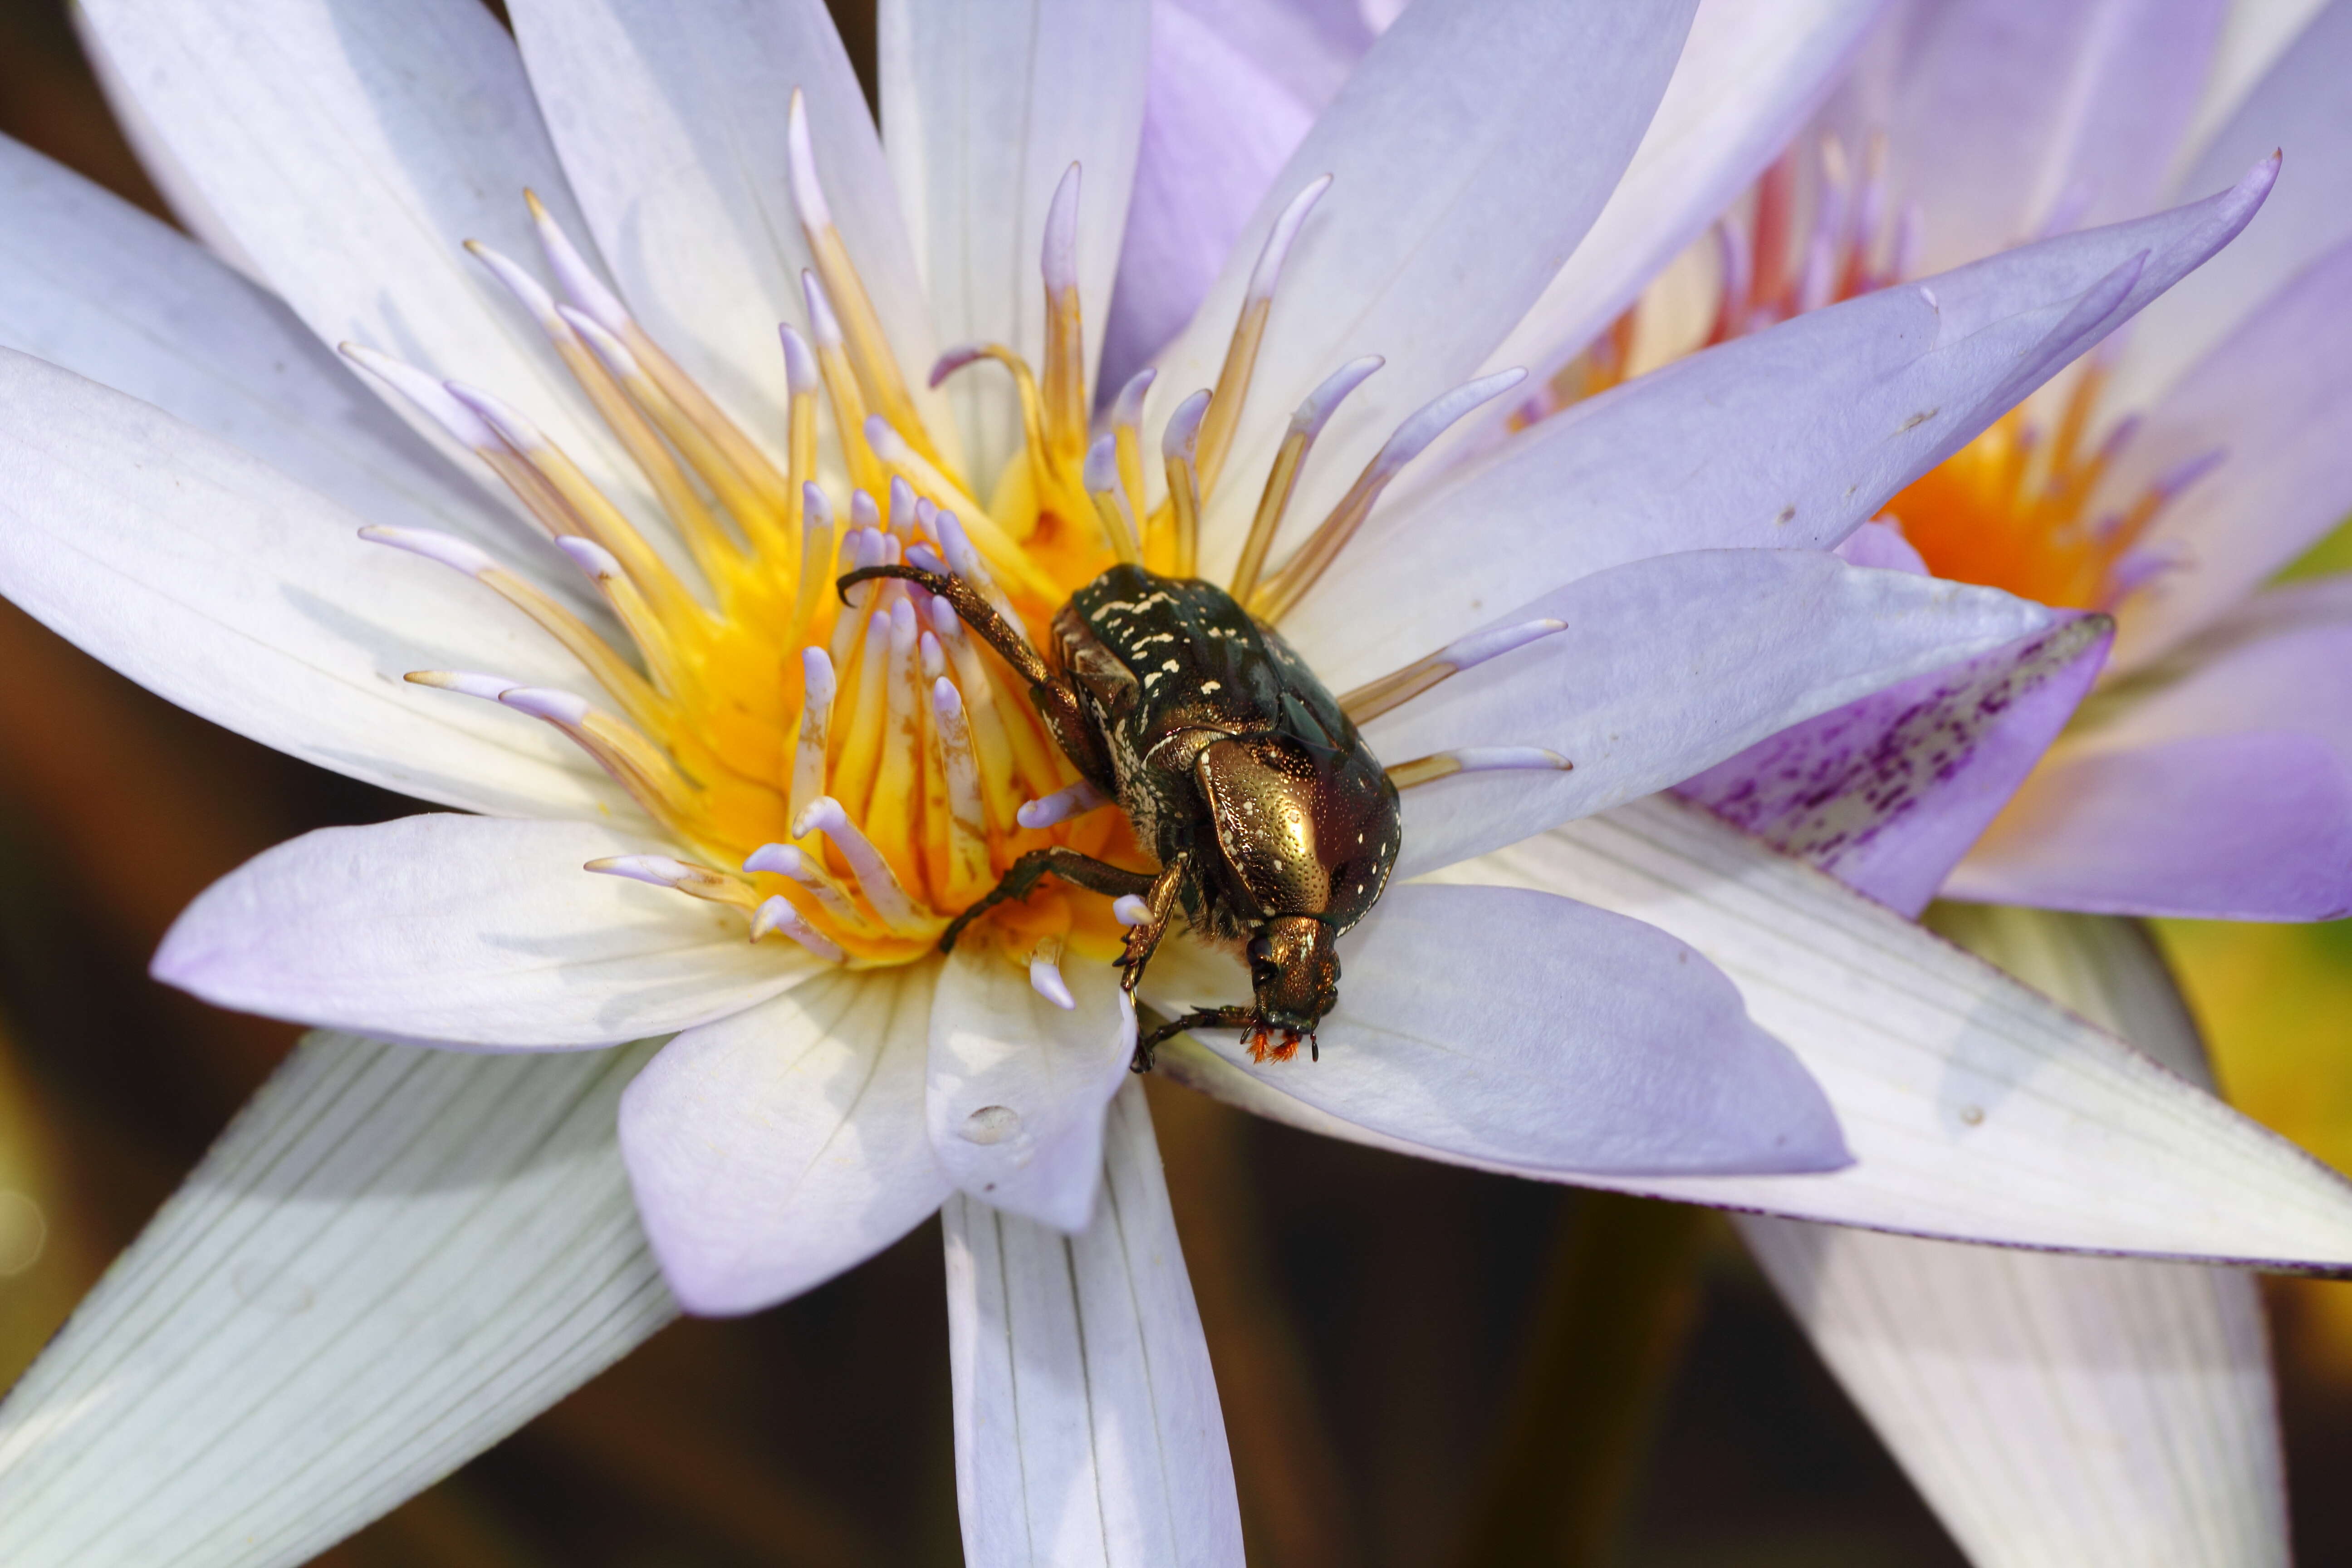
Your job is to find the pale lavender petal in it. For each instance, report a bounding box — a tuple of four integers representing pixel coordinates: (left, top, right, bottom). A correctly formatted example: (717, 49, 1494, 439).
(946, 1082, 1242, 1568)
(1144, 0, 1702, 579)
(1365, 549, 2065, 876)
(2105, 234, 2352, 668)
(1838, 0, 2224, 273)
(2109, 0, 2352, 410)
(929, 943, 1138, 1231)
(619, 968, 947, 1316)
(1677, 613, 2112, 918)
(1142, 882, 1850, 1176)
(1950, 731, 2352, 920)
(1953, 586, 2352, 918)
(153, 815, 815, 1049)
(1288, 165, 2274, 679)
(1099, 2, 1321, 393)
(1833, 519, 1928, 573)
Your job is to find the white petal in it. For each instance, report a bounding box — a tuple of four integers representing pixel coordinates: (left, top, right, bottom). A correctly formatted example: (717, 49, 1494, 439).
(929, 942, 1137, 1230)
(1742, 905, 2285, 1568)
(510, 0, 945, 458)
(78, 0, 652, 517)
(0, 135, 571, 585)
(1284, 169, 2272, 677)
(1354, 550, 2063, 875)
(619, 967, 947, 1315)
(945, 1081, 1243, 1568)
(0, 1032, 674, 1568)
(1473, 0, 1881, 400)
(0, 349, 630, 819)
(2108, 0, 2352, 412)
(1143, 0, 1700, 575)
(882, 0, 1149, 483)
(155, 815, 811, 1049)
(1167, 796, 2352, 1264)
(1144, 882, 1848, 1176)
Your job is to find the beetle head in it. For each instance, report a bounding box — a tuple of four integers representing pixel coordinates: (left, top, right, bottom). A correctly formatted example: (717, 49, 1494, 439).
(1248, 915, 1340, 1032)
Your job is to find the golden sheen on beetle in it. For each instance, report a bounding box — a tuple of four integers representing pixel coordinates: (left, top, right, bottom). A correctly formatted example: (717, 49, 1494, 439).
(373, 92, 1566, 1068)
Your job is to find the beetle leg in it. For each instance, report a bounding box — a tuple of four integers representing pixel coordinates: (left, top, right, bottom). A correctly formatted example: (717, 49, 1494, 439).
(1116, 851, 1191, 998)
(1133, 1006, 1258, 1074)
(937, 846, 1156, 953)
(841, 562, 1114, 788)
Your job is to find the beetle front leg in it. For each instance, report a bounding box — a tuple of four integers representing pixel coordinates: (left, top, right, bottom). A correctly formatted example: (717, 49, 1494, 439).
(840, 562, 1113, 788)
(1133, 1007, 1259, 1074)
(1115, 851, 1191, 999)
(938, 846, 1157, 953)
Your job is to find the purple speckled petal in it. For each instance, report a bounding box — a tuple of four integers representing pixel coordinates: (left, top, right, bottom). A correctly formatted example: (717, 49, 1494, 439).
(1678, 612, 2113, 917)
(1950, 578, 2352, 919)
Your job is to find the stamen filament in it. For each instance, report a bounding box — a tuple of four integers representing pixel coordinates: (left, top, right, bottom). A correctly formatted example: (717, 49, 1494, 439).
(787, 89, 947, 473)
(1230, 355, 1382, 604)
(1109, 368, 1155, 524)
(1197, 176, 1330, 499)
(1338, 617, 1570, 723)
(1084, 434, 1144, 565)
(1253, 366, 1527, 623)
(745, 841, 878, 933)
(1018, 778, 1109, 830)
(803, 270, 884, 495)
(1161, 389, 1210, 579)
(794, 796, 927, 932)
(584, 854, 760, 909)
(1385, 746, 1574, 790)
(1029, 938, 1077, 1010)
(791, 481, 837, 652)
(1039, 164, 1089, 459)
(789, 647, 835, 831)
(832, 610, 894, 815)
(930, 678, 994, 906)
(750, 895, 849, 963)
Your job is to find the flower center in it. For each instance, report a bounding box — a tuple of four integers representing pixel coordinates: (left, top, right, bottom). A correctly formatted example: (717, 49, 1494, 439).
(353, 92, 1516, 1001)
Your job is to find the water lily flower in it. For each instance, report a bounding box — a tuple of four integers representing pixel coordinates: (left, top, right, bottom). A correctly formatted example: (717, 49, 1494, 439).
(0, 2, 2347, 1566)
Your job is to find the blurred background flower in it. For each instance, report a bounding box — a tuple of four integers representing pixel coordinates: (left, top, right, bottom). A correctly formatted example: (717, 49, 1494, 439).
(0, 1, 2347, 1566)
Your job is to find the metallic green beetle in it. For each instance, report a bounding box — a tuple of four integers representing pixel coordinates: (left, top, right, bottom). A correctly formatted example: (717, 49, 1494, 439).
(841, 559, 1401, 1070)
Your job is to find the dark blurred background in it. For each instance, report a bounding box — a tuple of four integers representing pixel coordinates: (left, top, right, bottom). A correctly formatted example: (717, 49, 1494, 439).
(1, 2, 2348, 1563)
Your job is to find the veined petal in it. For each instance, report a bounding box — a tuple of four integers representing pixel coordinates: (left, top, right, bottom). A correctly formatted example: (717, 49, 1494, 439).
(1953, 586, 2352, 919)
(1843, 0, 2223, 274)
(1357, 550, 2064, 877)
(509, 0, 945, 457)
(2104, 235, 2352, 668)
(882, 0, 1149, 481)
(1677, 612, 2113, 919)
(1473, 0, 1880, 404)
(0, 135, 543, 572)
(2110, 0, 2352, 411)
(154, 815, 813, 1049)
(1743, 906, 2286, 1568)
(620, 967, 946, 1316)
(1169, 796, 2352, 1265)
(1286, 169, 2274, 677)
(944, 1082, 1243, 1568)
(0, 1032, 674, 1568)
(1146, 882, 1849, 1176)
(930, 943, 1137, 1231)
(0, 350, 629, 820)
(78, 0, 651, 517)
(1144, 0, 1700, 575)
